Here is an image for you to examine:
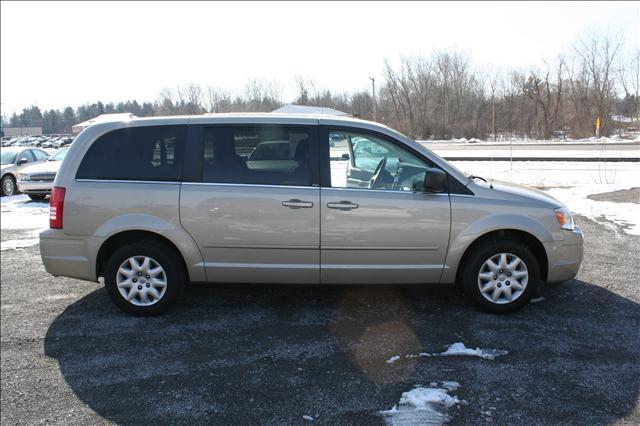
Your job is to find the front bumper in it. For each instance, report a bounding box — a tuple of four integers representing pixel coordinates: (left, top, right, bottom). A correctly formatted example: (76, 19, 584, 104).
(544, 225, 584, 283)
(17, 180, 53, 194)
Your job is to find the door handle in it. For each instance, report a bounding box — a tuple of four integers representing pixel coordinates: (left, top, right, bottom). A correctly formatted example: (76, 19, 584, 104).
(282, 199, 314, 209)
(327, 201, 359, 211)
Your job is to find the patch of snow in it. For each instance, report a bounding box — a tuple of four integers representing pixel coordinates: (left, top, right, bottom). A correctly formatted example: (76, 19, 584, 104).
(302, 415, 314, 422)
(0, 238, 39, 251)
(544, 185, 640, 236)
(450, 161, 639, 188)
(441, 381, 460, 391)
(530, 297, 546, 304)
(437, 342, 508, 360)
(386, 355, 401, 364)
(382, 384, 460, 426)
(1, 194, 49, 231)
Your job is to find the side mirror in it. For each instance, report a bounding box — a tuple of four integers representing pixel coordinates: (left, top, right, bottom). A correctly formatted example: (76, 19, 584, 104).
(17, 158, 28, 165)
(423, 168, 447, 193)
(341, 153, 350, 161)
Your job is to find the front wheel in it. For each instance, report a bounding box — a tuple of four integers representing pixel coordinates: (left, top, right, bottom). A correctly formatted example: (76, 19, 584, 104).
(461, 240, 539, 314)
(1, 175, 16, 196)
(104, 240, 185, 316)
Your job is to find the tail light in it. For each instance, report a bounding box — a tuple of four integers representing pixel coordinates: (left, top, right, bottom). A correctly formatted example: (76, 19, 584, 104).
(50, 186, 66, 229)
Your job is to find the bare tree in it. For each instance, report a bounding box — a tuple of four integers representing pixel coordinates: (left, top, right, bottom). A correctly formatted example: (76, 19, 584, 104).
(573, 30, 622, 135)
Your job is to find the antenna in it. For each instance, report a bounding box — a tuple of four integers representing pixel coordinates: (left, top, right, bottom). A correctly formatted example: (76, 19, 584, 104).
(490, 146, 494, 189)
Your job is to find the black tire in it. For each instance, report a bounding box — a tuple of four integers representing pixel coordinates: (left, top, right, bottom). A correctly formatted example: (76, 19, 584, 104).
(104, 240, 186, 316)
(28, 194, 47, 201)
(461, 240, 539, 314)
(1, 174, 17, 196)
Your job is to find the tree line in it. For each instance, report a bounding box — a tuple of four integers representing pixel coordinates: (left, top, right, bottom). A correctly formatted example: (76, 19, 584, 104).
(3, 31, 638, 140)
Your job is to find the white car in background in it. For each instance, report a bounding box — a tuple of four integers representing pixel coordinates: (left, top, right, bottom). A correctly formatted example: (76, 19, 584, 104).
(1, 147, 50, 196)
(17, 147, 69, 201)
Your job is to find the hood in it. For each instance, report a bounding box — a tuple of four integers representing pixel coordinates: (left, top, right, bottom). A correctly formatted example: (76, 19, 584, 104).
(476, 179, 564, 208)
(19, 161, 62, 175)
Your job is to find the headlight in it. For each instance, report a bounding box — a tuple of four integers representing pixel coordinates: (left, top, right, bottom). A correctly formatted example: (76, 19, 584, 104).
(19, 174, 30, 181)
(554, 207, 574, 230)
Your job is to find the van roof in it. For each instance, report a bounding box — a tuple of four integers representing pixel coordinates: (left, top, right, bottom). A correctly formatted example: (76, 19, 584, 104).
(78, 112, 379, 126)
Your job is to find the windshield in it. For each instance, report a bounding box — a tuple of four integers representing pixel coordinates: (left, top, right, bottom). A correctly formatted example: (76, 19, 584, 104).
(49, 148, 69, 161)
(1, 151, 17, 165)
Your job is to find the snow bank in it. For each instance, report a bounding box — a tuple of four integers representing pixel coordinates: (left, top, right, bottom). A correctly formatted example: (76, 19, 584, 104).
(421, 136, 639, 145)
(382, 383, 460, 426)
(451, 161, 639, 187)
(545, 185, 640, 236)
(1, 195, 49, 231)
(437, 342, 508, 360)
(0, 238, 39, 251)
(1, 195, 48, 250)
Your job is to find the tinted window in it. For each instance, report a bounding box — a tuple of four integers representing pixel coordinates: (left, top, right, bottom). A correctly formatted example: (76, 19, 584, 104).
(76, 125, 186, 181)
(202, 126, 311, 186)
(329, 130, 431, 191)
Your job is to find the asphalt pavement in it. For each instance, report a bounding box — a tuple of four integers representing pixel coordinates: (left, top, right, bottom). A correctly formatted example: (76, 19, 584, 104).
(1, 191, 639, 425)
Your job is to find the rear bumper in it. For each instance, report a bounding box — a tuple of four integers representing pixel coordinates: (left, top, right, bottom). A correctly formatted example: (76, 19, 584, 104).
(544, 225, 584, 283)
(17, 180, 53, 194)
(39, 229, 100, 282)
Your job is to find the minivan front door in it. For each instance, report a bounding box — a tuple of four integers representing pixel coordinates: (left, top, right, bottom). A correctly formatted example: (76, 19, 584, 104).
(320, 128, 451, 284)
(180, 124, 320, 283)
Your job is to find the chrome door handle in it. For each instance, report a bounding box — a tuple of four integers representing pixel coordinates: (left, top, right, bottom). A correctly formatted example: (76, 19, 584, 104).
(327, 201, 359, 211)
(282, 199, 314, 209)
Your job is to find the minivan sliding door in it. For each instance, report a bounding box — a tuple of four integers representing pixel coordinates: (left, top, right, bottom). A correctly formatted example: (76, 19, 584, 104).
(180, 124, 320, 283)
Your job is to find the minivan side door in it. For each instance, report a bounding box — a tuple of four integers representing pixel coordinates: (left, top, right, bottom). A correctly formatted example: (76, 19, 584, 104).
(320, 126, 451, 284)
(180, 124, 320, 283)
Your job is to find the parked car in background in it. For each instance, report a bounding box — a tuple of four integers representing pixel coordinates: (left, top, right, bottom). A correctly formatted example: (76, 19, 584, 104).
(17, 147, 69, 200)
(54, 137, 74, 148)
(1, 147, 50, 196)
(40, 114, 583, 316)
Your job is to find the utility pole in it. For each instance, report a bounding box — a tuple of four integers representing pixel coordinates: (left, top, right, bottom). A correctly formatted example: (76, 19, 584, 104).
(369, 77, 377, 121)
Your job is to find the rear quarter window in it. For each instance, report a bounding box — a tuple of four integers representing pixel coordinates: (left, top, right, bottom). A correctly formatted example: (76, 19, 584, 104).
(76, 125, 186, 181)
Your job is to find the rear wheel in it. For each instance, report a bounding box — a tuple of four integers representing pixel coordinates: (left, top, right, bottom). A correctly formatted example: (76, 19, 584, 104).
(1, 175, 16, 196)
(461, 240, 539, 314)
(28, 194, 47, 201)
(104, 240, 185, 316)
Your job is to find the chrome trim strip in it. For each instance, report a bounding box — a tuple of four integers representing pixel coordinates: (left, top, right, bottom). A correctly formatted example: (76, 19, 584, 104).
(199, 262, 317, 269)
(322, 246, 438, 251)
(182, 182, 317, 190)
(322, 264, 443, 270)
(198, 262, 442, 270)
(203, 245, 318, 250)
(75, 179, 179, 185)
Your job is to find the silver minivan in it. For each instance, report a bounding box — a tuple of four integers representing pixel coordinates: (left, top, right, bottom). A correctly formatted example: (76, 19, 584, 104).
(39, 113, 583, 315)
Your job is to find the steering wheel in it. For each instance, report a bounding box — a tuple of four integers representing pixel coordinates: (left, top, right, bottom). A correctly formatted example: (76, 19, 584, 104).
(369, 157, 388, 189)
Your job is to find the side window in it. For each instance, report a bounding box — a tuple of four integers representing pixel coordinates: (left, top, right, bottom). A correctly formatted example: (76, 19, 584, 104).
(20, 150, 35, 163)
(76, 125, 185, 181)
(329, 131, 431, 192)
(33, 150, 48, 161)
(202, 126, 311, 186)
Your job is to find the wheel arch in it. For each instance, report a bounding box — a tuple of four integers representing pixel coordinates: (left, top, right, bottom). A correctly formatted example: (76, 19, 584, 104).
(454, 229, 548, 285)
(96, 230, 190, 282)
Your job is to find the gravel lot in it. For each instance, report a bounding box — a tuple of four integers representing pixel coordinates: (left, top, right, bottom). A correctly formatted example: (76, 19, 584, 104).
(1, 193, 639, 425)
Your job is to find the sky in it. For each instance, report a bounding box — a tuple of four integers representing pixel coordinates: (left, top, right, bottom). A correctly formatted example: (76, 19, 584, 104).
(1, 1, 639, 116)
